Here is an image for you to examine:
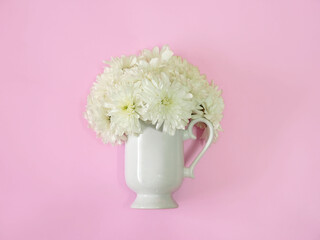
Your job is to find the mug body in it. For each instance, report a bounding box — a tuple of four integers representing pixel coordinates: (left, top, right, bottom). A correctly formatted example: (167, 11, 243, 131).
(125, 122, 184, 209)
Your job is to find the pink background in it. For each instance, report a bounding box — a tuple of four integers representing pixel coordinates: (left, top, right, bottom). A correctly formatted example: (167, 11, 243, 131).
(1, 0, 320, 239)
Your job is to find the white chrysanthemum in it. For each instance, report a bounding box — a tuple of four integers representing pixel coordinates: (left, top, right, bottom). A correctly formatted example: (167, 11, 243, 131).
(85, 45, 224, 144)
(140, 72, 195, 135)
(168, 55, 210, 116)
(140, 45, 173, 63)
(200, 83, 224, 139)
(105, 55, 137, 72)
(85, 75, 126, 144)
(138, 45, 173, 73)
(106, 79, 143, 136)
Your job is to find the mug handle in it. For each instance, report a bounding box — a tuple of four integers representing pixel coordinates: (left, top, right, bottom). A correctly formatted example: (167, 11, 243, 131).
(183, 118, 214, 178)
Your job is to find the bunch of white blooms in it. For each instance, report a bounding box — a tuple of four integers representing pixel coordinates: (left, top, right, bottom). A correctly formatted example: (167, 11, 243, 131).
(85, 45, 224, 144)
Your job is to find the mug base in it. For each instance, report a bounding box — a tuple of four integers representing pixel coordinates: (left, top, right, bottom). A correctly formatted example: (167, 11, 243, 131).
(131, 194, 178, 209)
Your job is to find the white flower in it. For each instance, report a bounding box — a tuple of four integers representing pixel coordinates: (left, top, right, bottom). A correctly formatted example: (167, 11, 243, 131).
(140, 45, 173, 62)
(168, 56, 209, 107)
(85, 45, 224, 144)
(140, 72, 195, 135)
(85, 76, 126, 144)
(105, 55, 137, 72)
(200, 83, 224, 139)
(138, 45, 173, 73)
(106, 79, 143, 136)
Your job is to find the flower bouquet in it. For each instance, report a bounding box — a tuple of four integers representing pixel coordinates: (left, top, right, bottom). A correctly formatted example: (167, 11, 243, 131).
(85, 45, 224, 144)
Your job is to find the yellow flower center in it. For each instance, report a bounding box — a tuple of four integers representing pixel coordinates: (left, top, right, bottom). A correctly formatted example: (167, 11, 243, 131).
(161, 96, 172, 106)
(122, 102, 136, 113)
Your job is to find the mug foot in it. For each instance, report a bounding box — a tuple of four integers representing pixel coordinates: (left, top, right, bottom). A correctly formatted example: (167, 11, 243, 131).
(131, 194, 178, 209)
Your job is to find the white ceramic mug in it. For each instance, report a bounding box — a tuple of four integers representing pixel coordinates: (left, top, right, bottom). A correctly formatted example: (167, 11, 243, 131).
(125, 118, 214, 209)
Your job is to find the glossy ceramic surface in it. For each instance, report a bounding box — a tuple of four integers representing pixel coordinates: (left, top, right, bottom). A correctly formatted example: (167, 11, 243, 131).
(125, 118, 214, 209)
